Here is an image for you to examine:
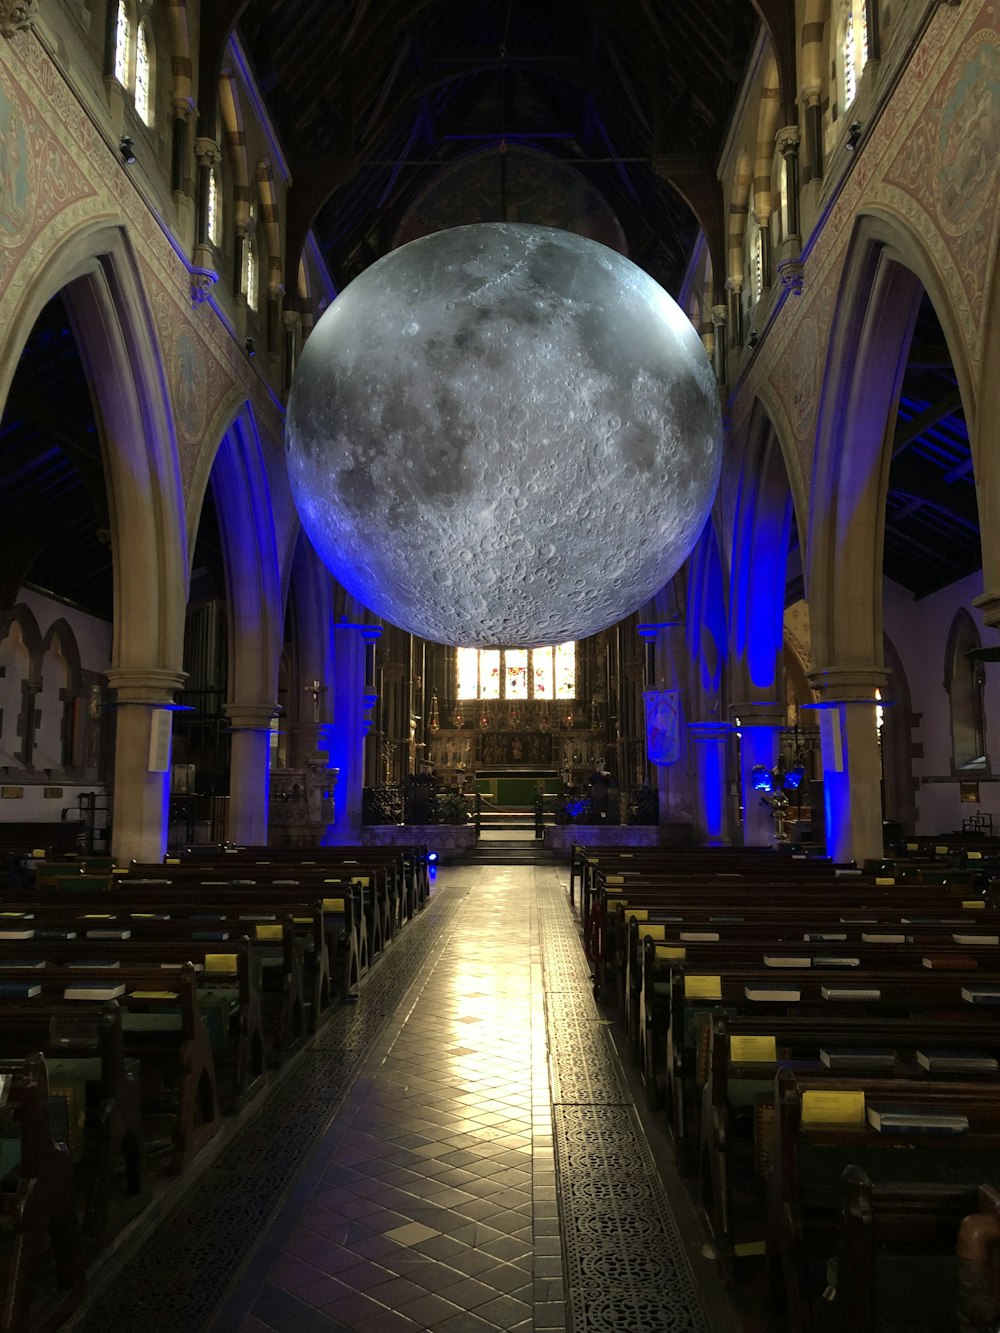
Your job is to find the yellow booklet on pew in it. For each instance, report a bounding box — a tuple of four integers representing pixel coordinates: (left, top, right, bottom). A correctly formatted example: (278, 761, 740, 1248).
(685, 975, 722, 1000)
(130, 990, 179, 1000)
(801, 1089, 866, 1126)
(204, 954, 238, 974)
(730, 1035, 776, 1062)
(254, 924, 283, 941)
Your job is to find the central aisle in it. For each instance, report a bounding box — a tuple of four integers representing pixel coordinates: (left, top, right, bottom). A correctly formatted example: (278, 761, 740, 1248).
(225, 862, 563, 1332)
(71, 863, 724, 1333)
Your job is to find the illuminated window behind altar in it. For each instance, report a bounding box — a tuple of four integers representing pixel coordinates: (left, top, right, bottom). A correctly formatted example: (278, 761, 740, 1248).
(456, 644, 576, 701)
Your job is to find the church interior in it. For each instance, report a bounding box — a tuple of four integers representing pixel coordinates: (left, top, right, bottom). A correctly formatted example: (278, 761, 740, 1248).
(3, 0, 1000, 1330)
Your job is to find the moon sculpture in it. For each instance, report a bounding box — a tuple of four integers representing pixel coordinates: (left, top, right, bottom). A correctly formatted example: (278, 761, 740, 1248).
(286, 223, 722, 647)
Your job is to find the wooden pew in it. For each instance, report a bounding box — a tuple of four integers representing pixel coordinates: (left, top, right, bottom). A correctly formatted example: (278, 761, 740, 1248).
(767, 1070, 1000, 1333)
(701, 1010, 1000, 1281)
(0, 962, 221, 1172)
(0, 1052, 87, 1333)
(663, 963, 1000, 1171)
(1, 889, 343, 1027)
(0, 935, 267, 1108)
(0, 1001, 148, 1246)
(837, 1167, 1000, 1333)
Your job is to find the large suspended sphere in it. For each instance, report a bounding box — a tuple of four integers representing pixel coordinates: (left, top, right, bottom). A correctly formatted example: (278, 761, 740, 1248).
(286, 223, 722, 646)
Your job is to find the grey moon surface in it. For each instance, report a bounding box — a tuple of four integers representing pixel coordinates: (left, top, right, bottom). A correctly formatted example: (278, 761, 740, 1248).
(286, 223, 722, 647)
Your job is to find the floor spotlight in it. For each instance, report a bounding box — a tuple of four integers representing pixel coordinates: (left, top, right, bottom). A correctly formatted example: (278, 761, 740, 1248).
(119, 135, 136, 164)
(244, 337, 256, 357)
(846, 121, 862, 151)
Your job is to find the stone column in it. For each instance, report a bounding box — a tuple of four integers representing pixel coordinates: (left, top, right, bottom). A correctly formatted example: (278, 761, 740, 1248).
(106, 667, 187, 865)
(808, 667, 889, 865)
(711, 304, 728, 385)
(191, 137, 220, 303)
(732, 702, 785, 847)
(283, 309, 301, 393)
(328, 621, 382, 845)
(224, 702, 278, 847)
(776, 125, 802, 249)
(688, 721, 733, 846)
(803, 93, 823, 185)
(725, 277, 743, 350)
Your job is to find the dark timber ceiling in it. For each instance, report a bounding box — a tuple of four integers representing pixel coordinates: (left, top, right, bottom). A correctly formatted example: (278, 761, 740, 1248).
(238, 0, 758, 292)
(884, 293, 979, 600)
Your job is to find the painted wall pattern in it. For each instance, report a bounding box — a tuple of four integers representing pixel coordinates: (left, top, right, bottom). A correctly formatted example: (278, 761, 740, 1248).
(734, 0, 990, 501)
(0, 30, 285, 501)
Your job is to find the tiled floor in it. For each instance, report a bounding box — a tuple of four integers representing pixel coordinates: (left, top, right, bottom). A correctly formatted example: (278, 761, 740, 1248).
(71, 862, 718, 1333)
(223, 865, 565, 1332)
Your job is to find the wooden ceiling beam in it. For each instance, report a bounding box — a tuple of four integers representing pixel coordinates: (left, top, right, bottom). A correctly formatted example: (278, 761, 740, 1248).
(891, 388, 964, 458)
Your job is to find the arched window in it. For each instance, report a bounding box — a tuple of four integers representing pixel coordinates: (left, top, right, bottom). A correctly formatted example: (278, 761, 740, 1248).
(945, 610, 988, 771)
(113, 0, 130, 85)
(841, 1, 871, 110)
(134, 20, 153, 125)
(456, 644, 576, 701)
(207, 167, 221, 247)
(244, 226, 259, 311)
(843, 12, 857, 108)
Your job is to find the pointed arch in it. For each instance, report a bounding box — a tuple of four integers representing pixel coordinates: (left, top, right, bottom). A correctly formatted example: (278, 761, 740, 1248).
(729, 398, 798, 698)
(0, 223, 187, 676)
(808, 210, 977, 672)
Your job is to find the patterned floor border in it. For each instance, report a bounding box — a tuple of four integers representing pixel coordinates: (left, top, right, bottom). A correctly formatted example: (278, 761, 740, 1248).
(536, 872, 710, 1333)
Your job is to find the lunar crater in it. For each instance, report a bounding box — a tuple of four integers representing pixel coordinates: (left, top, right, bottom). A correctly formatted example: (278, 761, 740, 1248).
(287, 223, 721, 646)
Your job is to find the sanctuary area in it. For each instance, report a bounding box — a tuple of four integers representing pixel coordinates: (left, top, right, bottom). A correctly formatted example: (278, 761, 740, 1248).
(2, 2, 1000, 1331)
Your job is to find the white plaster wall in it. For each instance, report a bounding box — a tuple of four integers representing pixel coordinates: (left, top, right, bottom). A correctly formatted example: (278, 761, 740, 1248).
(18, 587, 113, 672)
(883, 572, 1000, 835)
(0, 589, 112, 827)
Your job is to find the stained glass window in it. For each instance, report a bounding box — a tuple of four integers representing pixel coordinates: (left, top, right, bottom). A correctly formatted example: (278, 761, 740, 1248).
(506, 649, 528, 699)
(453, 644, 576, 700)
(555, 642, 576, 699)
(533, 649, 553, 699)
(456, 647, 479, 700)
(245, 236, 259, 311)
(843, 12, 857, 108)
(135, 21, 152, 124)
(114, 2, 129, 84)
(480, 650, 501, 699)
(207, 168, 220, 246)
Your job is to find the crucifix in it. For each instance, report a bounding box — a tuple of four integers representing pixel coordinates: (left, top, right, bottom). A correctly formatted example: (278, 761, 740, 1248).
(305, 679, 327, 722)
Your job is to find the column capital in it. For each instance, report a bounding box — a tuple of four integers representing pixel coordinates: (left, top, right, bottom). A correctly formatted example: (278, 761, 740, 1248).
(711, 303, 728, 327)
(335, 618, 383, 645)
(1, 0, 37, 38)
(223, 702, 279, 730)
(973, 590, 1000, 629)
(193, 136, 221, 167)
(105, 667, 187, 705)
(776, 258, 805, 295)
(775, 124, 801, 155)
(636, 619, 681, 643)
(730, 701, 786, 727)
(806, 665, 890, 701)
